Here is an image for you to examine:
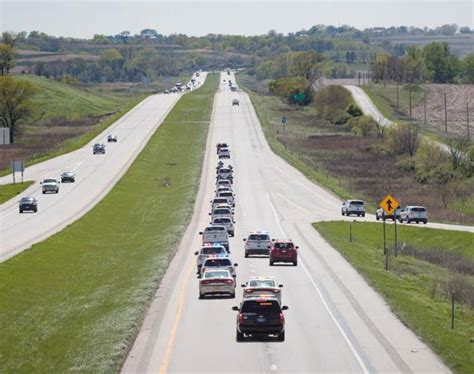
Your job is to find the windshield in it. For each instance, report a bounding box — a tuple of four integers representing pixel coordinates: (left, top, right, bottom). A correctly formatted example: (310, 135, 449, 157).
(249, 280, 276, 288)
(274, 242, 294, 249)
(43, 179, 56, 184)
(350, 201, 364, 205)
(213, 209, 230, 214)
(205, 226, 225, 232)
(204, 270, 230, 279)
(248, 234, 269, 241)
(214, 218, 231, 224)
(20, 197, 34, 203)
(201, 247, 225, 255)
(204, 258, 232, 267)
(220, 192, 232, 197)
(412, 207, 426, 212)
(241, 300, 281, 313)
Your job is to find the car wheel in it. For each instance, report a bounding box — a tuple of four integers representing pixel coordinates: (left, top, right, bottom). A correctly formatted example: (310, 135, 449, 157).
(230, 292, 235, 298)
(19, 209, 23, 213)
(34, 208, 37, 213)
(269, 261, 274, 266)
(293, 261, 298, 266)
(423, 221, 427, 225)
(341, 210, 345, 216)
(199, 293, 204, 299)
(236, 330, 244, 342)
(361, 213, 365, 217)
(277, 331, 285, 342)
(376, 215, 379, 221)
(245, 252, 249, 258)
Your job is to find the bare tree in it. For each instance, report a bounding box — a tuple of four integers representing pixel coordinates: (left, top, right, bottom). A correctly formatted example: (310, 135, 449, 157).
(447, 138, 470, 170)
(289, 51, 326, 87)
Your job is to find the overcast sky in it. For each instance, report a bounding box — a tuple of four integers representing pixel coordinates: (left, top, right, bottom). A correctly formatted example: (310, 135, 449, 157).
(1, 0, 472, 38)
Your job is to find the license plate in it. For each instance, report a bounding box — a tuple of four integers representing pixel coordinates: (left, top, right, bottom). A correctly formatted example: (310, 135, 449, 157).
(281, 250, 287, 253)
(257, 316, 266, 323)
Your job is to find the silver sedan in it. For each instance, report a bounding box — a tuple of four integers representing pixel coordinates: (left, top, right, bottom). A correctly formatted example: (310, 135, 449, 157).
(199, 270, 235, 299)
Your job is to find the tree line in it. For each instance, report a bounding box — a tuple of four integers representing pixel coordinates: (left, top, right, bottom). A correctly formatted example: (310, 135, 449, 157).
(371, 42, 474, 84)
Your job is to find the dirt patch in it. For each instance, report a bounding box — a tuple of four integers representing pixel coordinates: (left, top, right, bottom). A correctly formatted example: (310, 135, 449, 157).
(412, 84, 473, 138)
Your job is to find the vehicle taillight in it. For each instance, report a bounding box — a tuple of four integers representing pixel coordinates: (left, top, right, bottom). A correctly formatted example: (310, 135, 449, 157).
(224, 279, 233, 284)
(245, 289, 252, 293)
(201, 280, 211, 285)
(279, 312, 285, 324)
(239, 313, 244, 324)
(272, 289, 280, 293)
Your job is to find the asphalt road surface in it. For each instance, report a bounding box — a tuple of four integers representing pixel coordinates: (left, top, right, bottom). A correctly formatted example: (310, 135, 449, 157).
(123, 74, 454, 373)
(0, 73, 206, 262)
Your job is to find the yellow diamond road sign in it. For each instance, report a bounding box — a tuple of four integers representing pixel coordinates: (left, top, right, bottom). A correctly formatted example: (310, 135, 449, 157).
(380, 194, 399, 215)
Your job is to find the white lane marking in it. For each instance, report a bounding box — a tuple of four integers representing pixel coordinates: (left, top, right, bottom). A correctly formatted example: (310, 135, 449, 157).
(70, 161, 82, 172)
(266, 192, 370, 374)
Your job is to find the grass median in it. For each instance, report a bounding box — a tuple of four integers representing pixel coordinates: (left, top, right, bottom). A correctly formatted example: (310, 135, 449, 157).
(0, 74, 218, 373)
(314, 221, 474, 374)
(0, 181, 35, 204)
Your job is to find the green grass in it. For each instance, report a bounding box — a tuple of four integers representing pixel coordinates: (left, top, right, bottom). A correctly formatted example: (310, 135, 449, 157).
(314, 221, 474, 374)
(238, 80, 351, 202)
(0, 74, 219, 373)
(17, 75, 121, 122)
(0, 181, 35, 204)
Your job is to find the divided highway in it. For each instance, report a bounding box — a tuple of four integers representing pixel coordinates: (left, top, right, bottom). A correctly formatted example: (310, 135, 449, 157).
(123, 74, 450, 373)
(0, 73, 206, 262)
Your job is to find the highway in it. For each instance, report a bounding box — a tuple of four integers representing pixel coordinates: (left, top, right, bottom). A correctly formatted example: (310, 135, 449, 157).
(0, 73, 206, 262)
(122, 73, 451, 373)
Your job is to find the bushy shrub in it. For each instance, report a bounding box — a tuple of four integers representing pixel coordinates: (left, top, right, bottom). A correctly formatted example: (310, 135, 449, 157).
(346, 103, 363, 117)
(385, 123, 420, 156)
(345, 115, 378, 136)
(333, 112, 352, 125)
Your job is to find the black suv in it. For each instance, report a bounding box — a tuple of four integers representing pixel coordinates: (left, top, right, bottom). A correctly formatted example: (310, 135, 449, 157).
(232, 296, 288, 342)
(19, 197, 38, 213)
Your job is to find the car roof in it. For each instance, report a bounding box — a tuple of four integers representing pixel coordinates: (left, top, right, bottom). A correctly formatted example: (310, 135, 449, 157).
(241, 295, 280, 303)
(248, 231, 269, 235)
(273, 239, 294, 244)
(406, 205, 426, 209)
(248, 276, 275, 281)
(205, 225, 227, 230)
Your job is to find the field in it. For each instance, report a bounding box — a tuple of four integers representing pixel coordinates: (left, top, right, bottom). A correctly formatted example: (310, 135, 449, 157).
(363, 83, 473, 140)
(238, 74, 474, 224)
(0, 75, 144, 173)
(314, 221, 474, 374)
(0, 74, 218, 373)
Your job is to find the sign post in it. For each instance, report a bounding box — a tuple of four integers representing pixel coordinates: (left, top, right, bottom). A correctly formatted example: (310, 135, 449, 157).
(379, 194, 400, 271)
(281, 115, 287, 134)
(11, 160, 25, 185)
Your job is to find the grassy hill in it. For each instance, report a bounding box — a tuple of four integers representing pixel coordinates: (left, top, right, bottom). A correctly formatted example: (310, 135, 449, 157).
(16, 75, 121, 122)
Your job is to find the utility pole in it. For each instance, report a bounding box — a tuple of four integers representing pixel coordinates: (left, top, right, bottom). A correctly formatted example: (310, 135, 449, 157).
(467, 100, 470, 140)
(444, 92, 448, 133)
(409, 86, 412, 120)
(396, 81, 399, 109)
(358, 71, 361, 85)
(423, 88, 427, 126)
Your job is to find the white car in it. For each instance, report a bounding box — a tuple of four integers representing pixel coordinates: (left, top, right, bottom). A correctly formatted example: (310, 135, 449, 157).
(200, 256, 238, 278)
(211, 216, 235, 237)
(216, 190, 235, 207)
(216, 179, 232, 191)
(199, 269, 235, 299)
(194, 243, 227, 272)
(341, 200, 365, 217)
(241, 276, 283, 303)
(243, 231, 272, 257)
(210, 206, 234, 222)
(199, 225, 229, 252)
(211, 197, 231, 210)
(218, 148, 231, 159)
(399, 206, 428, 224)
(217, 167, 233, 181)
(41, 178, 60, 194)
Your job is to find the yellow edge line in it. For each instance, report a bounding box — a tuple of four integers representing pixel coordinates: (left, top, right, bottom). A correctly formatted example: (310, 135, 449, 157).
(159, 258, 194, 374)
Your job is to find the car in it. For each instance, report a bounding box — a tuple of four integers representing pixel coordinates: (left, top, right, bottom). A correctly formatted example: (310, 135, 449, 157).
(211, 216, 235, 237)
(211, 197, 231, 210)
(60, 171, 75, 183)
(212, 203, 234, 215)
(218, 148, 231, 159)
(399, 206, 428, 224)
(210, 206, 234, 222)
(341, 200, 365, 217)
(199, 225, 229, 252)
(107, 134, 117, 143)
(216, 162, 233, 173)
(217, 167, 233, 183)
(244, 231, 272, 257)
(230, 86, 237, 92)
(241, 276, 283, 303)
(199, 270, 235, 299)
(40, 178, 60, 194)
(216, 190, 235, 207)
(215, 186, 232, 196)
(200, 255, 238, 278)
(216, 179, 232, 191)
(164, 90, 170, 94)
(93, 143, 106, 154)
(216, 143, 229, 154)
(232, 296, 288, 342)
(375, 207, 396, 221)
(228, 80, 232, 86)
(269, 239, 298, 266)
(232, 98, 239, 106)
(19, 197, 38, 213)
(194, 243, 227, 272)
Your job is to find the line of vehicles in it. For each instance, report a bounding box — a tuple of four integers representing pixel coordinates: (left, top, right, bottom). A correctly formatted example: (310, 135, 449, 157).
(18, 133, 118, 214)
(342, 199, 429, 224)
(196, 129, 292, 341)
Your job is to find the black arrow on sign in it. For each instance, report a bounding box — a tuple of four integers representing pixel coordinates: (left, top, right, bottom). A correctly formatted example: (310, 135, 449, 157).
(386, 199, 393, 212)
